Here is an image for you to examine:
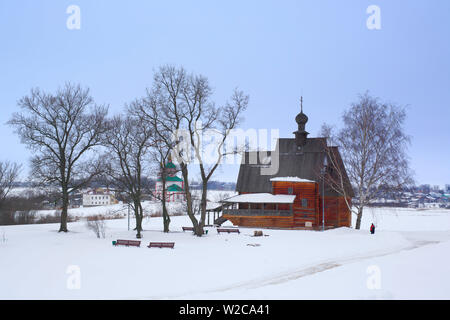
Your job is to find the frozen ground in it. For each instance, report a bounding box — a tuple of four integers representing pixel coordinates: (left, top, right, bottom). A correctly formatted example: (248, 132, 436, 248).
(0, 207, 449, 299)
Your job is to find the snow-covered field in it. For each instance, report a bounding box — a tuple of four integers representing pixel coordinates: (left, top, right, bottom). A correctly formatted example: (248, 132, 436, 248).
(0, 207, 449, 299)
(31, 190, 237, 220)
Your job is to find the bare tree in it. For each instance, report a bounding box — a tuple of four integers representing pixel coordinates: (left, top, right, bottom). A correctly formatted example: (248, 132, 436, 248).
(0, 161, 21, 208)
(130, 94, 176, 233)
(134, 66, 190, 232)
(130, 90, 184, 233)
(0, 161, 21, 224)
(182, 86, 248, 235)
(8, 83, 108, 232)
(102, 114, 153, 238)
(319, 92, 413, 229)
(136, 65, 248, 236)
(149, 145, 176, 233)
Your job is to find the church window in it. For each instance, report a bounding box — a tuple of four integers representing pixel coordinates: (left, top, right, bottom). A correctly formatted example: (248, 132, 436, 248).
(302, 198, 308, 207)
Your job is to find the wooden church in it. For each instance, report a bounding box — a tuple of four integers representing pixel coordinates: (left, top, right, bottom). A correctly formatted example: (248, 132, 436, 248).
(222, 98, 354, 229)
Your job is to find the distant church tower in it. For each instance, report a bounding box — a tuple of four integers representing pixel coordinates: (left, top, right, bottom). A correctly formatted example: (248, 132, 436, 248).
(293, 96, 309, 147)
(154, 155, 185, 202)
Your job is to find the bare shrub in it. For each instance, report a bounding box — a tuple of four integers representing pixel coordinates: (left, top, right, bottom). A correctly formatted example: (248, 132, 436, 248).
(149, 211, 162, 218)
(86, 215, 107, 238)
(170, 206, 185, 216)
(101, 210, 126, 220)
(112, 213, 126, 219)
(144, 207, 185, 218)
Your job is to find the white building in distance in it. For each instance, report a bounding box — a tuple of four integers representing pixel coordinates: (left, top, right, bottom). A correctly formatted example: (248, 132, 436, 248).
(82, 188, 118, 207)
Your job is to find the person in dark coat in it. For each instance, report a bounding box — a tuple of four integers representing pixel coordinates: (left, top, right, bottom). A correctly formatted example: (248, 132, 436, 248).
(370, 223, 375, 234)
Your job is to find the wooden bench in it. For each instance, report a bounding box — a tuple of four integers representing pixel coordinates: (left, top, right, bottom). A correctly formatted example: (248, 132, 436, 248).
(147, 242, 175, 249)
(217, 228, 240, 234)
(114, 239, 141, 247)
(182, 226, 208, 234)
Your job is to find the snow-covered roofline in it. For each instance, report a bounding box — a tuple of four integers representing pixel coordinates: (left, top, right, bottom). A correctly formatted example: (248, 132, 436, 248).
(269, 176, 315, 183)
(223, 193, 296, 204)
(83, 188, 115, 195)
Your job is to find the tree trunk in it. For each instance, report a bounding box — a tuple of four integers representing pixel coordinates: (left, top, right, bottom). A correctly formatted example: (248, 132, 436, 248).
(162, 196, 170, 233)
(161, 177, 170, 233)
(58, 188, 69, 232)
(355, 207, 363, 230)
(134, 199, 143, 238)
(162, 207, 170, 233)
(180, 165, 200, 233)
(195, 181, 208, 237)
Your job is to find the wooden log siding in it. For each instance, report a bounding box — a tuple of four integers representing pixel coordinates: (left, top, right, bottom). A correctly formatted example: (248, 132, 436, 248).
(223, 182, 352, 229)
(226, 215, 294, 228)
(272, 181, 319, 228)
(318, 196, 352, 228)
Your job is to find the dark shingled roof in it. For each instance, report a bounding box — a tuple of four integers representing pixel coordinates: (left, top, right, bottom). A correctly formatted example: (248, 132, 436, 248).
(236, 137, 354, 197)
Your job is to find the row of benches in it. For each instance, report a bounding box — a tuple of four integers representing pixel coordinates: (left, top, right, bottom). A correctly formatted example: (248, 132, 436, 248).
(114, 239, 174, 249)
(182, 226, 240, 234)
(114, 227, 240, 249)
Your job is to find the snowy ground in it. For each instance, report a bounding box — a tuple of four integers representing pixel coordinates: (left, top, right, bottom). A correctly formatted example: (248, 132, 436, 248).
(0, 207, 449, 299)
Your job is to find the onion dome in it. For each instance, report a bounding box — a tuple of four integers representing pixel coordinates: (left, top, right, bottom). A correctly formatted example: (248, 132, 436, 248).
(295, 96, 308, 125)
(293, 96, 309, 147)
(295, 110, 308, 125)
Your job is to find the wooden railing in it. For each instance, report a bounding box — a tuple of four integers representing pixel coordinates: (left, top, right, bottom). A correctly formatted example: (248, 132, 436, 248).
(223, 208, 292, 217)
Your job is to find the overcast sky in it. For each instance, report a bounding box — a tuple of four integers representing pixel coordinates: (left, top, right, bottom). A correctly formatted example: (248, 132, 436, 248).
(0, 0, 449, 186)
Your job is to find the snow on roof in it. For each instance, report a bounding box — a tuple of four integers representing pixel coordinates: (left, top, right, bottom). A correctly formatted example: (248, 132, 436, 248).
(223, 193, 296, 204)
(269, 176, 315, 183)
(206, 202, 223, 211)
(84, 188, 115, 195)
